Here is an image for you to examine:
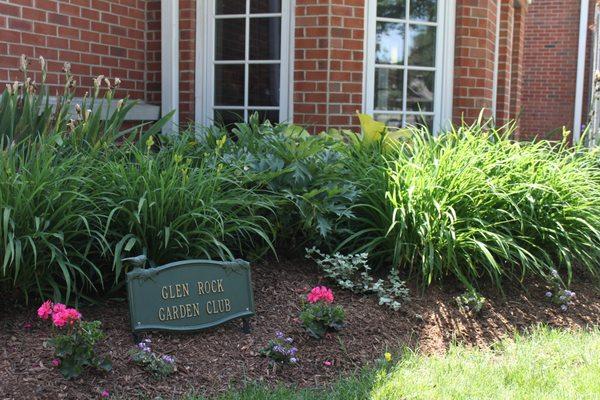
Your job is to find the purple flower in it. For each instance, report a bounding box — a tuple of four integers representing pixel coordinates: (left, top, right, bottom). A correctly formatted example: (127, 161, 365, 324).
(161, 355, 175, 364)
(101, 389, 110, 398)
(137, 342, 150, 351)
(289, 347, 298, 355)
(273, 345, 285, 354)
(561, 304, 568, 312)
(289, 357, 298, 364)
(275, 331, 284, 339)
(545, 291, 553, 298)
(285, 337, 294, 344)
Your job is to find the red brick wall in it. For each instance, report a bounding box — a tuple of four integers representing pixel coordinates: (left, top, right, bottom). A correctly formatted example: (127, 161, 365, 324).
(146, 0, 161, 105)
(520, 0, 589, 138)
(0, 0, 148, 100)
(293, 0, 364, 134)
(179, 0, 196, 125)
(452, 0, 499, 123)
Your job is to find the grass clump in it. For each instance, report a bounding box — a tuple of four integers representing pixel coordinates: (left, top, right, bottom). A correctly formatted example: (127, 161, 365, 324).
(342, 121, 600, 289)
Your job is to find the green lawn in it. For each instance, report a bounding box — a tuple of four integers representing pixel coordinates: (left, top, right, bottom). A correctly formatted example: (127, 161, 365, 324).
(189, 327, 600, 400)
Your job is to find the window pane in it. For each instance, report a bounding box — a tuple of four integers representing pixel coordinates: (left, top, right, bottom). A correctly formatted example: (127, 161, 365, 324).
(215, 19, 245, 60)
(249, 64, 280, 106)
(250, 0, 281, 14)
(406, 70, 434, 112)
(216, 0, 246, 15)
(407, 24, 436, 66)
(377, 0, 406, 19)
(374, 113, 403, 128)
(250, 17, 281, 60)
(376, 22, 405, 65)
(374, 68, 404, 111)
(248, 109, 280, 123)
(410, 0, 437, 22)
(406, 114, 433, 131)
(214, 65, 245, 106)
(214, 109, 244, 126)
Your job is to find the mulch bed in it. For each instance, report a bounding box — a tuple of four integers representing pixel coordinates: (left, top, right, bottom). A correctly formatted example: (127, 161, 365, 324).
(1, 259, 600, 399)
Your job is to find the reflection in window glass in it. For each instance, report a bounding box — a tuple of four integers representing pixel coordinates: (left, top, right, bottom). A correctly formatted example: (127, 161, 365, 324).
(406, 70, 434, 112)
(249, 64, 280, 106)
(250, 0, 281, 13)
(215, 19, 245, 60)
(376, 22, 405, 65)
(248, 109, 280, 124)
(375, 68, 404, 111)
(214, 65, 245, 106)
(250, 18, 281, 60)
(214, 109, 244, 126)
(376, 0, 405, 19)
(407, 24, 436, 67)
(216, 0, 246, 15)
(405, 114, 433, 131)
(410, 0, 437, 22)
(374, 113, 403, 128)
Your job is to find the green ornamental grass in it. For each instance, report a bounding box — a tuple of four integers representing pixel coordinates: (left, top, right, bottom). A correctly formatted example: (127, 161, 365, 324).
(342, 121, 600, 289)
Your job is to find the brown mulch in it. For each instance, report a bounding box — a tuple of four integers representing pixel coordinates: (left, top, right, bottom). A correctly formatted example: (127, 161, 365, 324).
(1, 259, 600, 400)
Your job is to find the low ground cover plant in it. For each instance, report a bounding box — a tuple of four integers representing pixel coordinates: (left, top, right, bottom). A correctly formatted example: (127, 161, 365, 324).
(37, 300, 111, 379)
(259, 331, 298, 365)
(129, 339, 176, 378)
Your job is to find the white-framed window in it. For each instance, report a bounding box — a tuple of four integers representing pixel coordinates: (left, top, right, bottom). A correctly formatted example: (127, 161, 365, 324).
(197, 0, 292, 126)
(364, 0, 455, 133)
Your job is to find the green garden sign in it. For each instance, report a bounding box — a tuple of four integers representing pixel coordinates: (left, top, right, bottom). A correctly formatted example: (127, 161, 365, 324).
(126, 259, 254, 335)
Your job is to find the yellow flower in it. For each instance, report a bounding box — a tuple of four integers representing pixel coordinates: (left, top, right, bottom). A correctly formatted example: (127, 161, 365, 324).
(384, 352, 392, 362)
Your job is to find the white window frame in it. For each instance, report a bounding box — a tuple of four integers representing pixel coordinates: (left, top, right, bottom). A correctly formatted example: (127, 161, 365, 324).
(195, 0, 293, 126)
(363, 0, 455, 134)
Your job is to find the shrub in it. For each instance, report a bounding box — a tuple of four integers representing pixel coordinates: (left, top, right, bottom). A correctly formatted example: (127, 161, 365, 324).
(341, 122, 600, 290)
(0, 141, 107, 301)
(176, 114, 358, 249)
(94, 144, 275, 281)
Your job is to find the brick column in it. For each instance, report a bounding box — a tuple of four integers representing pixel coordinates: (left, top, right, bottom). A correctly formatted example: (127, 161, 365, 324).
(293, 0, 365, 134)
(179, 0, 196, 125)
(452, 0, 499, 124)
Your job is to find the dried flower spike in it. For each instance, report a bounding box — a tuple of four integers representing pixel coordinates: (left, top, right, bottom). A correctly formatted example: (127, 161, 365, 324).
(19, 54, 28, 72)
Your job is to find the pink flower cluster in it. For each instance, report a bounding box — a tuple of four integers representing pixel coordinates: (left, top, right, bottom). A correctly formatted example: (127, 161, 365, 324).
(307, 286, 334, 304)
(37, 300, 82, 328)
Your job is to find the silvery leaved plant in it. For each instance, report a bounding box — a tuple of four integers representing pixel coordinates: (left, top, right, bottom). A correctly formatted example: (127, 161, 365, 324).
(306, 247, 409, 311)
(455, 290, 486, 314)
(545, 269, 576, 311)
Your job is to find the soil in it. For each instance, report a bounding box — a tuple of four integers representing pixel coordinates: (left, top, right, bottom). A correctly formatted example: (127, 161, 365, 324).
(1, 259, 600, 400)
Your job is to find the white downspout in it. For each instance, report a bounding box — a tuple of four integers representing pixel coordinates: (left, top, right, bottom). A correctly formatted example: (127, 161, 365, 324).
(161, 0, 180, 134)
(491, 0, 502, 119)
(573, 0, 589, 143)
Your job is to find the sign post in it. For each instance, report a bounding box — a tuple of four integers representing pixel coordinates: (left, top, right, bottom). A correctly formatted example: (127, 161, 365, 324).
(126, 259, 254, 338)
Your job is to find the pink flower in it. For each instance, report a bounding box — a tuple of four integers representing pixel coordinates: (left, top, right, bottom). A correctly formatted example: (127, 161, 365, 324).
(51, 358, 61, 367)
(307, 286, 334, 304)
(323, 360, 332, 366)
(37, 300, 53, 320)
(52, 308, 82, 328)
(52, 303, 67, 314)
(101, 389, 110, 398)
